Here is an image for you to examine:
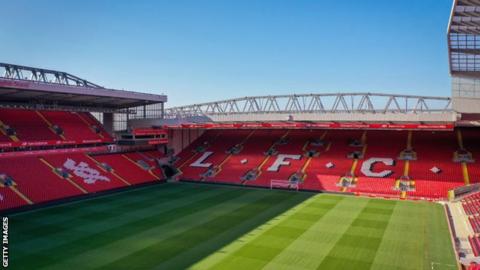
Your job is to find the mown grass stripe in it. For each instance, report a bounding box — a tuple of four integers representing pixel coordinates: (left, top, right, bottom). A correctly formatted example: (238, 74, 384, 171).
(156, 192, 313, 270)
(259, 196, 371, 270)
(207, 196, 344, 270)
(96, 192, 300, 270)
(315, 200, 396, 270)
(11, 184, 216, 250)
(12, 187, 250, 268)
(9, 183, 189, 220)
(10, 184, 203, 234)
(40, 188, 302, 270)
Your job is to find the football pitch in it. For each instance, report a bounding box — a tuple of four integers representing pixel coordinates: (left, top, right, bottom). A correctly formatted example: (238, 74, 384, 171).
(9, 182, 457, 270)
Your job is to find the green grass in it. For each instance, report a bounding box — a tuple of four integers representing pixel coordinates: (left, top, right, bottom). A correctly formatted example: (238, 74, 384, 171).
(9, 183, 457, 270)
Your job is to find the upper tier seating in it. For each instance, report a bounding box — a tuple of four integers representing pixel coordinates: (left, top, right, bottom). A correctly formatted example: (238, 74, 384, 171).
(41, 111, 103, 141)
(0, 108, 61, 141)
(0, 108, 113, 145)
(176, 129, 474, 200)
(77, 112, 114, 141)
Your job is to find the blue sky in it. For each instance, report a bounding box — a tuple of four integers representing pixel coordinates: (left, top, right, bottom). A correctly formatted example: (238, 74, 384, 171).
(1, 0, 452, 107)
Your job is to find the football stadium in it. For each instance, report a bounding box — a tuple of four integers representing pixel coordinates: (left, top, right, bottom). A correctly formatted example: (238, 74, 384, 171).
(2, 1, 480, 270)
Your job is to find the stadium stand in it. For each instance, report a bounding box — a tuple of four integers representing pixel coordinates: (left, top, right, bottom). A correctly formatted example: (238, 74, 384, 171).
(470, 236, 480, 257)
(302, 130, 362, 192)
(462, 192, 480, 234)
(0, 63, 170, 212)
(212, 129, 285, 185)
(77, 112, 114, 141)
(463, 192, 480, 215)
(40, 111, 104, 141)
(0, 108, 62, 141)
(0, 187, 29, 211)
(180, 129, 253, 181)
(351, 130, 406, 197)
(174, 130, 221, 168)
(123, 151, 165, 178)
(175, 129, 473, 200)
(0, 156, 83, 204)
(0, 130, 11, 142)
(0, 150, 168, 211)
(0, 108, 113, 148)
(469, 263, 480, 270)
(43, 152, 132, 193)
(251, 130, 311, 187)
(91, 153, 160, 184)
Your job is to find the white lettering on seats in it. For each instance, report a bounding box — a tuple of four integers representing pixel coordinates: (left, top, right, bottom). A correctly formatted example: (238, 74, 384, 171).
(63, 159, 110, 184)
(190, 152, 214, 168)
(360, 157, 394, 178)
(267, 154, 301, 172)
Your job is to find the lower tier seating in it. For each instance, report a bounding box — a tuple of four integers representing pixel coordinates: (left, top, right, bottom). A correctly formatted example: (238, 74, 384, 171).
(462, 191, 480, 235)
(468, 263, 480, 270)
(91, 153, 160, 184)
(470, 216, 480, 234)
(0, 156, 83, 205)
(470, 236, 480, 257)
(0, 151, 165, 211)
(463, 192, 480, 215)
(176, 129, 477, 200)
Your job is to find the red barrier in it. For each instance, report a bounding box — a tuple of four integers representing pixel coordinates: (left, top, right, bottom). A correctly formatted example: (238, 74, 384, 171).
(0, 145, 109, 159)
(132, 128, 167, 136)
(162, 122, 454, 131)
(0, 138, 110, 149)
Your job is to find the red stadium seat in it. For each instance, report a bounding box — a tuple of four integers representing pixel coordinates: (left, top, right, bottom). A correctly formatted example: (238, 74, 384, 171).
(41, 111, 104, 141)
(43, 153, 129, 193)
(0, 156, 83, 204)
(175, 129, 472, 200)
(91, 153, 160, 184)
(0, 108, 61, 141)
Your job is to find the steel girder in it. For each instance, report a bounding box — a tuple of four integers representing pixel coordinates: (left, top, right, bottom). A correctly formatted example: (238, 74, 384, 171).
(0, 62, 103, 88)
(164, 93, 452, 119)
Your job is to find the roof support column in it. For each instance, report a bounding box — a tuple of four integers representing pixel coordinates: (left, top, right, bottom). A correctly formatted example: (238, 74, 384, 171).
(103, 112, 114, 135)
(161, 102, 164, 119)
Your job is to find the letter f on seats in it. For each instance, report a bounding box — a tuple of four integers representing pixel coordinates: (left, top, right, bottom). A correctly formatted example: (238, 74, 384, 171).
(267, 154, 301, 172)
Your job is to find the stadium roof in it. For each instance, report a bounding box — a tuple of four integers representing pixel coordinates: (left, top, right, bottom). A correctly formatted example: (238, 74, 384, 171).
(150, 93, 457, 125)
(448, 0, 480, 76)
(0, 63, 167, 112)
